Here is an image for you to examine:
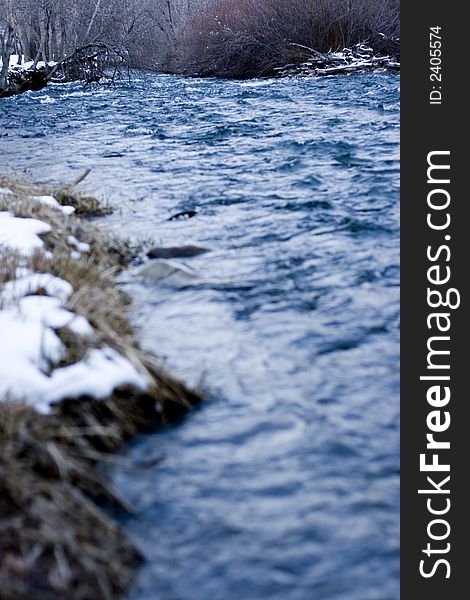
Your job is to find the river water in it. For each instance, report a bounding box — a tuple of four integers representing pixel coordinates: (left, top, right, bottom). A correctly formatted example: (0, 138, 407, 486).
(1, 72, 400, 600)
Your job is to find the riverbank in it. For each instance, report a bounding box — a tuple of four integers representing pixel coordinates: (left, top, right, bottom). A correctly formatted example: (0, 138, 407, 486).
(0, 59, 56, 98)
(0, 44, 399, 100)
(0, 44, 126, 98)
(273, 41, 399, 78)
(1, 31, 400, 100)
(0, 175, 201, 599)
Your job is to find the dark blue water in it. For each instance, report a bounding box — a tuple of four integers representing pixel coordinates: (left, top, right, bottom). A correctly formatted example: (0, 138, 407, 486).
(0, 72, 400, 600)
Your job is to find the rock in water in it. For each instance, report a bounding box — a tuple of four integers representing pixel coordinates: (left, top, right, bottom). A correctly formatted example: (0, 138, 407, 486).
(147, 245, 209, 259)
(137, 259, 231, 288)
(167, 210, 197, 221)
(138, 259, 202, 287)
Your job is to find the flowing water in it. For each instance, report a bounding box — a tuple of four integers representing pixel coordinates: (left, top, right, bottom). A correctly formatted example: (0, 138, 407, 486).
(1, 72, 400, 600)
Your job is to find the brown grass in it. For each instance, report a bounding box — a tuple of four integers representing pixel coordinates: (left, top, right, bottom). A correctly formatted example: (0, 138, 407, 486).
(0, 174, 113, 218)
(0, 402, 142, 600)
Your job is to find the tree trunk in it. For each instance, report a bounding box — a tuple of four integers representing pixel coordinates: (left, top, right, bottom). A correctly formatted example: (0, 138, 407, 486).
(0, 24, 15, 90)
(83, 0, 103, 43)
(33, 10, 49, 67)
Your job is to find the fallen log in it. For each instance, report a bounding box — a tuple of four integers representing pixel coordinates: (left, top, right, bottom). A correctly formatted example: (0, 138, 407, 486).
(0, 42, 128, 99)
(275, 40, 400, 78)
(0, 65, 50, 98)
(47, 43, 127, 84)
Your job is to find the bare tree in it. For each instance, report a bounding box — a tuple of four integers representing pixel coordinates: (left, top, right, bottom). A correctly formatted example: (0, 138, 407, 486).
(0, 0, 17, 89)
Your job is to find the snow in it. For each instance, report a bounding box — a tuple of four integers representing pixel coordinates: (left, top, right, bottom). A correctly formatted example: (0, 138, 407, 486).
(67, 234, 90, 260)
(0, 202, 150, 414)
(67, 313, 95, 337)
(41, 348, 148, 408)
(0, 54, 57, 71)
(0, 211, 51, 255)
(16, 295, 93, 337)
(0, 307, 65, 403)
(67, 235, 90, 254)
(0, 301, 147, 413)
(2, 300, 66, 373)
(1, 273, 73, 304)
(0, 267, 149, 413)
(30, 195, 76, 216)
(0, 54, 23, 68)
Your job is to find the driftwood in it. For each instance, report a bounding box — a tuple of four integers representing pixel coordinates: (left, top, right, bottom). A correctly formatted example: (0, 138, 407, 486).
(64, 168, 92, 193)
(0, 65, 49, 98)
(47, 42, 128, 84)
(275, 40, 400, 78)
(0, 42, 128, 99)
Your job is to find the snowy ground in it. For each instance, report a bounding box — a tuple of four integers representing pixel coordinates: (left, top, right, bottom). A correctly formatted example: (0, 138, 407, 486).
(0, 54, 57, 71)
(0, 187, 149, 414)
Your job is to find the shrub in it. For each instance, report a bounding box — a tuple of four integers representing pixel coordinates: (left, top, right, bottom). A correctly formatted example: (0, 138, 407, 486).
(165, 0, 400, 78)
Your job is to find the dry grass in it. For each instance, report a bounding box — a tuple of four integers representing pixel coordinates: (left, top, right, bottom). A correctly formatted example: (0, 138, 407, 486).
(0, 403, 142, 600)
(0, 176, 202, 599)
(0, 249, 21, 286)
(0, 174, 113, 218)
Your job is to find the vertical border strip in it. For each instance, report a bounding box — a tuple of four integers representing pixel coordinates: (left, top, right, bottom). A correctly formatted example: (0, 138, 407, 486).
(401, 2, 467, 597)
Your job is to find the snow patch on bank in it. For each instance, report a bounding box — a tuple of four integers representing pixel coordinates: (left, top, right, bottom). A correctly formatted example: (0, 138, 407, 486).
(0, 54, 57, 71)
(31, 194, 76, 215)
(0, 211, 51, 255)
(0, 198, 149, 414)
(1, 272, 73, 304)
